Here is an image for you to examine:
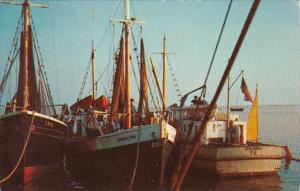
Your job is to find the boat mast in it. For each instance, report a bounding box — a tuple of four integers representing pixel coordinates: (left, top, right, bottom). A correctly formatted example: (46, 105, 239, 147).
(111, 0, 144, 128)
(21, 0, 30, 110)
(155, 34, 174, 117)
(137, 38, 149, 117)
(162, 34, 167, 116)
(124, 0, 131, 129)
(226, 70, 244, 143)
(92, 9, 96, 100)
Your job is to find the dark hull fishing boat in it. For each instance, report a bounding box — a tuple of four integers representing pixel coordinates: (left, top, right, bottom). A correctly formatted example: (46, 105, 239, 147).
(0, 1, 68, 190)
(66, 0, 177, 189)
(68, 121, 176, 189)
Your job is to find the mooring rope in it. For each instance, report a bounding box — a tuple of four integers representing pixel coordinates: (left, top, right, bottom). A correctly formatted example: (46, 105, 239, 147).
(128, 125, 141, 191)
(0, 112, 36, 185)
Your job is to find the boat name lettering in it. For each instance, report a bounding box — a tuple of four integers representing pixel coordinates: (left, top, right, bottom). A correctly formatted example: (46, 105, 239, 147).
(117, 135, 136, 142)
(45, 121, 54, 127)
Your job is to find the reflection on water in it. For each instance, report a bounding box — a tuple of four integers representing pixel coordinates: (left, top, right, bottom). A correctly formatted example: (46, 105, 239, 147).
(28, 172, 279, 191)
(23, 168, 67, 191)
(183, 171, 281, 191)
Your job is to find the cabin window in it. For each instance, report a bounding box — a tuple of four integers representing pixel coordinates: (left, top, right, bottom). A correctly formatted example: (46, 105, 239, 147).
(213, 124, 216, 133)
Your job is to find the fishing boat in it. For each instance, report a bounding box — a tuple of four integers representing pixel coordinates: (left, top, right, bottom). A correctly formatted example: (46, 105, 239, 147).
(66, 0, 176, 189)
(0, 1, 68, 190)
(170, 83, 286, 177)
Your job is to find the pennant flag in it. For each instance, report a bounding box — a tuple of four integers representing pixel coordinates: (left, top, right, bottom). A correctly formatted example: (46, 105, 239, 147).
(240, 77, 253, 103)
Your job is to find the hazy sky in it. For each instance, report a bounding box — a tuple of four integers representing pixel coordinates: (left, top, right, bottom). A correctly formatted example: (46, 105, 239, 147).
(0, 0, 300, 108)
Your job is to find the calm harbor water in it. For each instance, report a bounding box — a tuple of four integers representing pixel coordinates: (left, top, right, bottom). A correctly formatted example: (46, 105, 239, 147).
(1, 105, 299, 191)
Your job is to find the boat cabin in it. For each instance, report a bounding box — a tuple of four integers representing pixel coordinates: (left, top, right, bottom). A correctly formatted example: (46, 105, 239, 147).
(170, 105, 247, 145)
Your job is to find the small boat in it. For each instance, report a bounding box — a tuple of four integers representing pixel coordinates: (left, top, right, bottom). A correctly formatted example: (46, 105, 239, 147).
(230, 106, 244, 112)
(0, 1, 68, 190)
(66, 0, 177, 189)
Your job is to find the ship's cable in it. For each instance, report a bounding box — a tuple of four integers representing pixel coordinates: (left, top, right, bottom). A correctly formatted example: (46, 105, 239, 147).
(0, 112, 36, 185)
(200, 0, 233, 99)
(128, 125, 141, 191)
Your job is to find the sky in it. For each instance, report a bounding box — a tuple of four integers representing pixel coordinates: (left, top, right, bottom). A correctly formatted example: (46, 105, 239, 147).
(0, 0, 300, 108)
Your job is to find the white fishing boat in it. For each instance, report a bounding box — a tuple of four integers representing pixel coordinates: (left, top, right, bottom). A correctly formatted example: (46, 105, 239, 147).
(170, 84, 286, 177)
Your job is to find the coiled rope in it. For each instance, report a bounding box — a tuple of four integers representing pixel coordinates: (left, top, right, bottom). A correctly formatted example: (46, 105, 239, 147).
(0, 112, 36, 184)
(128, 126, 141, 191)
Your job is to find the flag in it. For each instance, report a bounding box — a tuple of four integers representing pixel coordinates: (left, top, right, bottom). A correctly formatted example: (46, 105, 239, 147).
(247, 86, 258, 142)
(240, 77, 253, 103)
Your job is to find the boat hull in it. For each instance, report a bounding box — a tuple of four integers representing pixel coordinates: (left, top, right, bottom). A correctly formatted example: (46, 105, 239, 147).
(187, 143, 284, 177)
(67, 123, 176, 190)
(0, 111, 68, 190)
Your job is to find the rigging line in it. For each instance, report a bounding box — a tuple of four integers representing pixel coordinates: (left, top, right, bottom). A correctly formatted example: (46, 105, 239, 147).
(200, 0, 233, 99)
(95, 0, 122, 50)
(148, 56, 163, 110)
(130, 26, 141, 93)
(0, 12, 22, 99)
(29, 11, 56, 110)
(130, 26, 140, 69)
(33, 39, 55, 115)
(94, 52, 113, 95)
(51, 18, 60, 104)
(146, 63, 159, 111)
(0, 48, 19, 103)
(77, 57, 92, 100)
(32, 35, 56, 115)
(166, 56, 182, 100)
(108, 28, 124, 98)
(107, 21, 116, 97)
(146, 59, 160, 111)
(130, 57, 140, 96)
(131, 35, 151, 114)
(0, 49, 19, 96)
(94, 29, 124, 98)
(130, 27, 159, 112)
(2, 12, 22, 79)
(80, 3, 119, 100)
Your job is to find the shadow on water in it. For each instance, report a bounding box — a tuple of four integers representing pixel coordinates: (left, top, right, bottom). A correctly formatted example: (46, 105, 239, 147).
(182, 170, 281, 191)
